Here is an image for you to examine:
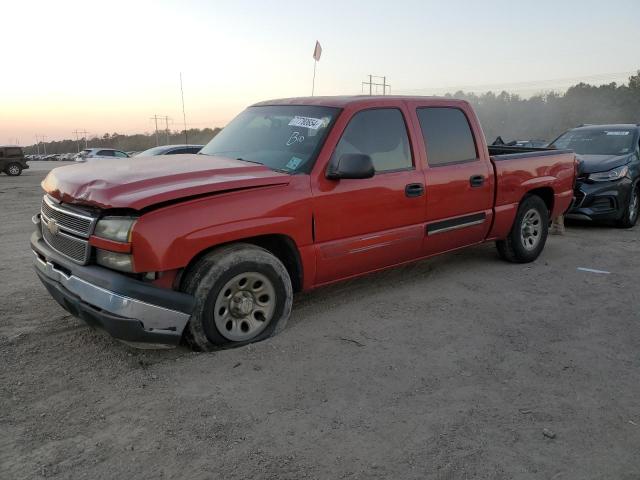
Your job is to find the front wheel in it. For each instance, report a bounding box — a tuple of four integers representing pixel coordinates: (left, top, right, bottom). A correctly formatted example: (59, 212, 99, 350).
(616, 183, 639, 228)
(181, 243, 293, 351)
(496, 195, 549, 263)
(5, 163, 22, 176)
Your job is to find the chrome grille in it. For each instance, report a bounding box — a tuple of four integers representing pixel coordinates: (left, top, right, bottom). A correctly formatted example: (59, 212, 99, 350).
(41, 224, 90, 263)
(40, 195, 96, 264)
(41, 196, 94, 237)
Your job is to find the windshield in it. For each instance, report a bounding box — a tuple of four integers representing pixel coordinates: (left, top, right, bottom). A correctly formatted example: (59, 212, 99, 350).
(199, 105, 339, 173)
(550, 129, 636, 155)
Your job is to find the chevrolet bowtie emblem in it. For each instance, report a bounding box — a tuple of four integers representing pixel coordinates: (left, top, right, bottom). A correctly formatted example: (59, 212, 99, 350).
(47, 218, 60, 235)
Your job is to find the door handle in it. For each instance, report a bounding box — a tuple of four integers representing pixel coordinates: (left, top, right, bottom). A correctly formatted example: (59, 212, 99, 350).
(405, 183, 425, 197)
(469, 175, 485, 187)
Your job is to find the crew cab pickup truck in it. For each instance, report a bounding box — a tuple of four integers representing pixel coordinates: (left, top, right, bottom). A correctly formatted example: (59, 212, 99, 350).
(31, 96, 576, 350)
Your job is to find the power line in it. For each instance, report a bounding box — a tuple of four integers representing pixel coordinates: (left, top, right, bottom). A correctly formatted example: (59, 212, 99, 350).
(150, 115, 170, 145)
(362, 75, 390, 95)
(72, 129, 89, 151)
(395, 70, 638, 96)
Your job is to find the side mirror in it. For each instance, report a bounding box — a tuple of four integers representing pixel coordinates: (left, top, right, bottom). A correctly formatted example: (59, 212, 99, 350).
(326, 153, 375, 180)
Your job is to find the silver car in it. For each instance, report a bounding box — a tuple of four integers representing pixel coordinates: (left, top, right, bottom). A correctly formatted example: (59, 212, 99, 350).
(75, 148, 130, 163)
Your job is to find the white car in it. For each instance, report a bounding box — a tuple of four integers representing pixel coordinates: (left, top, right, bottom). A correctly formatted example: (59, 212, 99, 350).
(75, 148, 130, 162)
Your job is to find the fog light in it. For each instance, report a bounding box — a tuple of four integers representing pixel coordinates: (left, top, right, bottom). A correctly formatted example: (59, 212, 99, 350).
(96, 249, 134, 273)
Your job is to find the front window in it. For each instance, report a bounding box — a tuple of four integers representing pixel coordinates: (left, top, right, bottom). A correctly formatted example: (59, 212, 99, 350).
(550, 129, 636, 155)
(199, 105, 339, 173)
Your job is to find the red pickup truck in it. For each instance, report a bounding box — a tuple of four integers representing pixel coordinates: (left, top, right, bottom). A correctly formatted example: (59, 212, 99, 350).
(31, 96, 576, 350)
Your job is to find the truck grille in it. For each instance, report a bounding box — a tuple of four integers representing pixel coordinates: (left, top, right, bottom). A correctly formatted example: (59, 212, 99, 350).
(41, 196, 94, 237)
(41, 224, 91, 263)
(40, 195, 96, 264)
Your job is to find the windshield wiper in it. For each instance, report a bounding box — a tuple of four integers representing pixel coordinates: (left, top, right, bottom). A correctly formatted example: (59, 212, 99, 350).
(235, 157, 263, 165)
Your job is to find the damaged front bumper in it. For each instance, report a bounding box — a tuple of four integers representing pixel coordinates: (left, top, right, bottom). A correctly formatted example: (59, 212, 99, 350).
(31, 229, 194, 348)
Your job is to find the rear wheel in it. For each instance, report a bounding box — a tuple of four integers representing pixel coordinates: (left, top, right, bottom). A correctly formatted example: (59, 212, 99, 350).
(616, 183, 639, 228)
(5, 163, 22, 176)
(496, 195, 549, 263)
(181, 243, 293, 351)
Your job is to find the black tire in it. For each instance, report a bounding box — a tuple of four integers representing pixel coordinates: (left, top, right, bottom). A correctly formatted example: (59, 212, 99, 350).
(496, 195, 549, 263)
(181, 243, 293, 351)
(616, 182, 639, 228)
(5, 163, 22, 176)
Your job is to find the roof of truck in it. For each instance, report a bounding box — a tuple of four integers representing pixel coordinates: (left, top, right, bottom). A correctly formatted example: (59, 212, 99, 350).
(252, 95, 460, 108)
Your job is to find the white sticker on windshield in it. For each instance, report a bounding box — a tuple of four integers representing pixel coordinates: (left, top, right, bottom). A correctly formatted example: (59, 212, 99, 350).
(605, 131, 630, 135)
(289, 116, 324, 130)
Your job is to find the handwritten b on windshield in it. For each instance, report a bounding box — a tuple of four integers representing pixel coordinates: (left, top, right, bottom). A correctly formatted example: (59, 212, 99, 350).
(286, 131, 305, 146)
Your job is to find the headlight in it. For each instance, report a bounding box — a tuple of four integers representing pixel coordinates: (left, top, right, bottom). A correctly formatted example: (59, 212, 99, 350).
(588, 165, 629, 182)
(94, 217, 136, 242)
(96, 249, 134, 272)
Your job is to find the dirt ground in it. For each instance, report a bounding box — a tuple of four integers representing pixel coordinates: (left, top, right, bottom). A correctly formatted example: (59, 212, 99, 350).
(2, 162, 639, 479)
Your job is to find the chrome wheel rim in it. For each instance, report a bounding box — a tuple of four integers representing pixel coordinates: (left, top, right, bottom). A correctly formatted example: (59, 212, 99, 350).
(8, 165, 19, 175)
(629, 187, 639, 222)
(213, 272, 276, 342)
(520, 208, 542, 251)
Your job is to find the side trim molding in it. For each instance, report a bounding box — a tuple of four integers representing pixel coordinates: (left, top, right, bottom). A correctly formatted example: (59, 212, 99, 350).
(427, 213, 486, 235)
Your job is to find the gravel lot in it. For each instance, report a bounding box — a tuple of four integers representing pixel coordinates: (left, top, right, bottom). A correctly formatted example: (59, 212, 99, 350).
(2, 162, 640, 479)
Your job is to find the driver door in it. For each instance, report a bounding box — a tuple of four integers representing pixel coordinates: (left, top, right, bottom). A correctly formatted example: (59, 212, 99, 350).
(311, 107, 426, 285)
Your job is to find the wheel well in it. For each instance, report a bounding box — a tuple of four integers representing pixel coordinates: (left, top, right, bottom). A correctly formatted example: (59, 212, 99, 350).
(525, 187, 554, 214)
(182, 234, 304, 293)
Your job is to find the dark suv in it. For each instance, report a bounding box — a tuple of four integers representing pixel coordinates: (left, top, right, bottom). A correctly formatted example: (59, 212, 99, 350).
(0, 146, 29, 176)
(549, 124, 640, 228)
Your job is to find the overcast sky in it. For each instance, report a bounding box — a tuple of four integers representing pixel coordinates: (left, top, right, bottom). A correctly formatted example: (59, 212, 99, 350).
(2, 0, 639, 143)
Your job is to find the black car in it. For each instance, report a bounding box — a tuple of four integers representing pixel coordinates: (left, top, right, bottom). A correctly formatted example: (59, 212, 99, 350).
(549, 124, 640, 228)
(136, 144, 203, 157)
(0, 145, 30, 176)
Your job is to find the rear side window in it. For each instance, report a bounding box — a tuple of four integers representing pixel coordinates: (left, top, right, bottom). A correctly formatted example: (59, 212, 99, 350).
(6, 148, 22, 157)
(97, 150, 115, 157)
(167, 147, 200, 155)
(417, 107, 477, 166)
(333, 108, 412, 172)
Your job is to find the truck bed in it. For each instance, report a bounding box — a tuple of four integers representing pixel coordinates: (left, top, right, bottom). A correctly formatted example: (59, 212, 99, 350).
(486, 148, 577, 240)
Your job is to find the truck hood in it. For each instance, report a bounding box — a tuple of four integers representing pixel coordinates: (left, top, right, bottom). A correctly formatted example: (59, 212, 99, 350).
(42, 154, 291, 210)
(577, 153, 631, 174)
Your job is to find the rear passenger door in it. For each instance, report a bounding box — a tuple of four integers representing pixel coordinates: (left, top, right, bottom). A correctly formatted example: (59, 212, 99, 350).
(413, 105, 494, 255)
(312, 107, 426, 284)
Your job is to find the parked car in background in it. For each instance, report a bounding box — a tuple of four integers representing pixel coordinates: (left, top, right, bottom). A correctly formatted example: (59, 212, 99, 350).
(0, 145, 29, 176)
(31, 96, 576, 350)
(75, 148, 130, 162)
(514, 140, 548, 148)
(550, 124, 640, 227)
(137, 145, 204, 157)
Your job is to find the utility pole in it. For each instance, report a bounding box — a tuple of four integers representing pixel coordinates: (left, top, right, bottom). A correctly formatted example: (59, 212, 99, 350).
(164, 116, 171, 145)
(150, 115, 161, 146)
(180, 73, 188, 144)
(73, 129, 89, 150)
(41, 135, 47, 155)
(35, 135, 40, 155)
(362, 75, 390, 95)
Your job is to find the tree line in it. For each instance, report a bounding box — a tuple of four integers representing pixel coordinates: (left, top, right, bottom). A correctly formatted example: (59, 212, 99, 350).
(25, 71, 640, 154)
(447, 71, 640, 142)
(26, 128, 221, 155)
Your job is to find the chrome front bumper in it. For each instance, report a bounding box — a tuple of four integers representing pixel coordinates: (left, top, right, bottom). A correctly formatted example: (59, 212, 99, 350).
(31, 228, 194, 347)
(34, 253, 191, 333)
